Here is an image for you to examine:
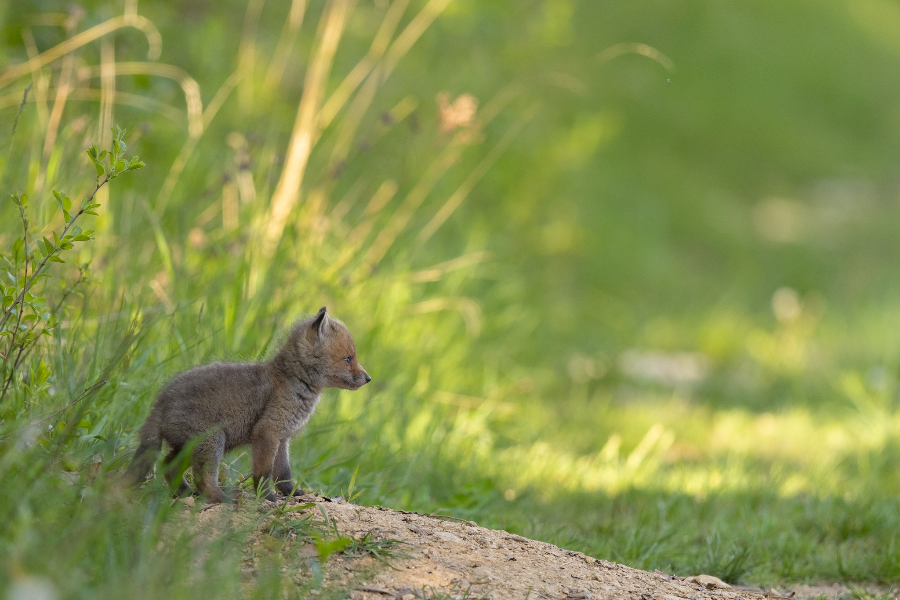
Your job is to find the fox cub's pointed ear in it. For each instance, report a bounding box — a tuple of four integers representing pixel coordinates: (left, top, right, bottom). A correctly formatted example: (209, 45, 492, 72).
(311, 306, 328, 339)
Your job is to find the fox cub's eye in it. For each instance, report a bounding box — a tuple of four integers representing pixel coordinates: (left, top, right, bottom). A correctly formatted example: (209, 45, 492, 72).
(343, 357, 352, 364)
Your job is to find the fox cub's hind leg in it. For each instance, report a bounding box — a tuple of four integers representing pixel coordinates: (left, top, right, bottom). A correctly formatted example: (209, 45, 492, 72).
(192, 432, 227, 503)
(273, 439, 304, 496)
(163, 447, 194, 497)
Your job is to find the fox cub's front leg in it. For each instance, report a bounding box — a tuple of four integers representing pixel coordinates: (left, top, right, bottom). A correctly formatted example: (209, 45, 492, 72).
(273, 439, 304, 496)
(251, 428, 281, 501)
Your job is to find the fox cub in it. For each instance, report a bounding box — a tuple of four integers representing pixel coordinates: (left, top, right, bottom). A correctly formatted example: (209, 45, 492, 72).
(124, 307, 370, 503)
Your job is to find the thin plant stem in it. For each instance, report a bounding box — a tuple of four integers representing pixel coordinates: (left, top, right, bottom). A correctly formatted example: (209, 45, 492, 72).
(1, 210, 29, 401)
(0, 342, 26, 403)
(2, 269, 90, 397)
(0, 82, 32, 195)
(11, 81, 32, 137)
(0, 174, 111, 333)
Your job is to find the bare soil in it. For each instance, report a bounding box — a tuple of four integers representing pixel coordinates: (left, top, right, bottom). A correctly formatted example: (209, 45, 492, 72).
(191, 492, 879, 600)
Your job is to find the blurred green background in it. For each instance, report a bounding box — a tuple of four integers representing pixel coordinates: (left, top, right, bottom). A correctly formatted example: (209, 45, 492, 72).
(3, 0, 900, 595)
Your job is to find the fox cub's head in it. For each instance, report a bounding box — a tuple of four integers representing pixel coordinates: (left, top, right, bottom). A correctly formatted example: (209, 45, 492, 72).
(290, 307, 371, 390)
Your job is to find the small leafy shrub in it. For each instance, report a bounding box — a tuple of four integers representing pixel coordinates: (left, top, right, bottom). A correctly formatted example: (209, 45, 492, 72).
(0, 125, 143, 412)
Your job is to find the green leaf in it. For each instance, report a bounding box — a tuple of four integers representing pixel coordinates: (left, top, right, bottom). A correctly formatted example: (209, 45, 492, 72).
(62, 196, 71, 211)
(53, 190, 61, 202)
(73, 235, 91, 242)
(94, 161, 104, 177)
(115, 160, 126, 171)
(53, 231, 61, 246)
(316, 536, 353, 561)
(84, 210, 98, 216)
(47, 255, 65, 263)
(76, 419, 91, 429)
(35, 360, 51, 385)
(63, 210, 71, 222)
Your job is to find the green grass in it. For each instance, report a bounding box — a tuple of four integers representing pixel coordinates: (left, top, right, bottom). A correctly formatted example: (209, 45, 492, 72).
(341, 532, 413, 566)
(2, 0, 900, 597)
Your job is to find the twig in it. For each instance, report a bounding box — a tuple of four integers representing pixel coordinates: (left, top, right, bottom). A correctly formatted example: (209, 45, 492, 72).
(0, 344, 26, 403)
(0, 274, 79, 389)
(1, 209, 30, 402)
(0, 378, 107, 441)
(355, 586, 401, 598)
(0, 173, 111, 333)
(11, 81, 32, 136)
(394, 509, 476, 527)
(428, 513, 477, 527)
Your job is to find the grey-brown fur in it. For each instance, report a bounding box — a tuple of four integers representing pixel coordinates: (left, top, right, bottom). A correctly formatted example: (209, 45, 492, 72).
(123, 307, 370, 502)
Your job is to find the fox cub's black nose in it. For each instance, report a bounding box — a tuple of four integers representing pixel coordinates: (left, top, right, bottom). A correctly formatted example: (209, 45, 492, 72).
(365, 375, 372, 383)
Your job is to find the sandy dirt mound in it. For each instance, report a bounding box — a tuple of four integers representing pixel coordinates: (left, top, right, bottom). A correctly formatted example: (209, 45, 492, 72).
(192, 493, 830, 600)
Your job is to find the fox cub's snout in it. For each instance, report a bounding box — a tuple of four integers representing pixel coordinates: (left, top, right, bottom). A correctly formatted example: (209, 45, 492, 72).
(305, 309, 371, 390)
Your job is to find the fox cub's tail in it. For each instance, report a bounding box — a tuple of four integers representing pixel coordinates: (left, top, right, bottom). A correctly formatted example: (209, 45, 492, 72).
(122, 414, 162, 486)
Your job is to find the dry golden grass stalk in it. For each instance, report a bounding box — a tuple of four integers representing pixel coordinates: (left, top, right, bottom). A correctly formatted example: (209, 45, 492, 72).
(321, 180, 399, 280)
(361, 138, 466, 270)
(261, 0, 309, 98)
(409, 251, 491, 283)
(596, 42, 675, 73)
(0, 14, 162, 90)
(318, 0, 410, 130)
(99, 37, 116, 154)
(0, 87, 186, 125)
(382, 0, 453, 79)
(20, 29, 49, 131)
(408, 297, 483, 337)
(154, 70, 242, 218)
(67, 90, 185, 124)
(326, 0, 449, 165)
(256, 0, 352, 264)
(237, 0, 265, 109)
(85, 63, 204, 138)
(418, 106, 536, 245)
(42, 12, 81, 162)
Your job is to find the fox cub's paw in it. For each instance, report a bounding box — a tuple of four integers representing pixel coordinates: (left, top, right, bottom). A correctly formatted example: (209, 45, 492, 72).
(275, 481, 306, 496)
